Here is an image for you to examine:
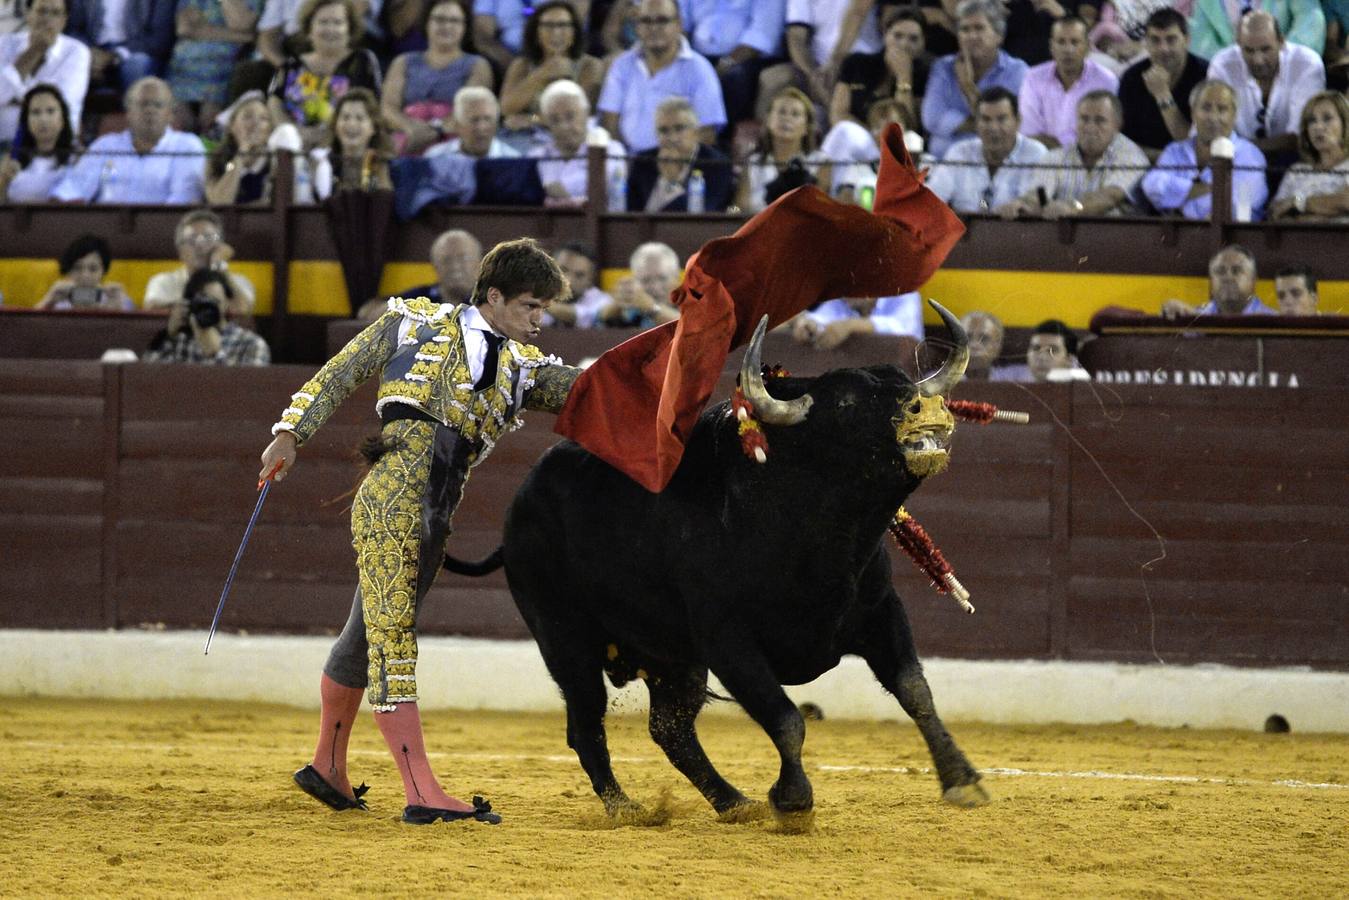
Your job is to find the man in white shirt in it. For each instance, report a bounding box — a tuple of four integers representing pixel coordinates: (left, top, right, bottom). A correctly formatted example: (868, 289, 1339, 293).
(545, 241, 612, 328)
(51, 76, 204, 203)
(143, 208, 257, 316)
(926, 86, 1048, 213)
(528, 78, 626, 207)
(1207, 10, 1325, 158)
(424, 85, 521, 160)
(791, 293, 924, 348)
(0, 0, 88, 141)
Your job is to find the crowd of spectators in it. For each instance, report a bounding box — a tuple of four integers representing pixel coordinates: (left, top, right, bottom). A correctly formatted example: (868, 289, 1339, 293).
(1, 0, 1343, 365)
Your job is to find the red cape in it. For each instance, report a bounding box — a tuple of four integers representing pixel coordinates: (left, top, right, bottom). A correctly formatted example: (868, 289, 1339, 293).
(554, 124, 965, 492)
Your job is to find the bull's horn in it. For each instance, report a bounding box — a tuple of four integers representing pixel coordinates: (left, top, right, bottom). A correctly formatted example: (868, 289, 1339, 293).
(741, 316, 812, 425)
(917, 300, 969, 397)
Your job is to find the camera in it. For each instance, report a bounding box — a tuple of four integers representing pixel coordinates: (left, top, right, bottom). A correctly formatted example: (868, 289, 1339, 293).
(188, 293, 223, 329)
(67, 286, 104, 307)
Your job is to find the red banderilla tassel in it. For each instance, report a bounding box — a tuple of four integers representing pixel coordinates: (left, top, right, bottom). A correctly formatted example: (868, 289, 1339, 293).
(889, 508, 974, 614)
(948, 399, 1030, 425)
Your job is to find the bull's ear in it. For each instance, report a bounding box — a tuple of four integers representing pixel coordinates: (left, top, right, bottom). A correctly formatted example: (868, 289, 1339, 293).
(917, 301, 969, 397)
(741, 316, 811, 425)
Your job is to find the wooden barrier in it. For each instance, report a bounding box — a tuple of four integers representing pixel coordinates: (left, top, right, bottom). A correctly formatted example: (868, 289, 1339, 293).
(1, 356, 1345, 670)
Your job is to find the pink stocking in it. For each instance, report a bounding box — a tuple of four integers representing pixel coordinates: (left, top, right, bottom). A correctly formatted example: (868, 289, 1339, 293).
(374, 701, 471, 811)
(310, 673, 365, 800)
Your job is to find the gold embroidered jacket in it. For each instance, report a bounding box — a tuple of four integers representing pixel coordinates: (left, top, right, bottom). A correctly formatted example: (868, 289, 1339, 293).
(272, 297, 581, 466)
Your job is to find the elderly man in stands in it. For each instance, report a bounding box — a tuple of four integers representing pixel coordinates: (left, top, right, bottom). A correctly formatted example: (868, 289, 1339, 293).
(144, 208, 256, 318)
(926, 86, 1047, 213)
(356, 227, 483, 321)
(529, 78, 626, 207)
(598, 240, 681, 328)
(921, 0, 1029, 159)
(961, 309, 1005, 380)
(597, 0, 727, 153)
(1017, 16, 1117, 151)
(996, 91, 1149, 219)
(0, 0, 88, 142)
(1141, 79, 1267, 220)
(1274, 265, 1319, 315)
(51, 76, 204, 203)
(142, 269, 271, 365)
(424, 86, 521, 159)
(1161, 244, 1276, 319)
(1188, 0, 1326, 60)
(64, 0, 175, 91)
(1207, 11, 1325, 161)
(626, 95, 732, 212)
(790, 293, 924, 350)
(1119, 9, 1210, 162)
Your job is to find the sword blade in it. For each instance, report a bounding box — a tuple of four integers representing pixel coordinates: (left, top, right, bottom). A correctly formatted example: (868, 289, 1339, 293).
(204, 478, 273, 655)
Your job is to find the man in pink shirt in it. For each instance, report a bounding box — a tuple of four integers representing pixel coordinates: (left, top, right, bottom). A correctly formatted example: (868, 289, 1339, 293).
(1018, 16, 1119, 149)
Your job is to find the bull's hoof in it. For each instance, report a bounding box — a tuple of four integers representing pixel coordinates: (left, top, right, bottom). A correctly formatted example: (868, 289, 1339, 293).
(942, 780, 991, 808)
(716, 800, 770, 824)
(769, 807, 816, 834)
(768, 780, 813, 815)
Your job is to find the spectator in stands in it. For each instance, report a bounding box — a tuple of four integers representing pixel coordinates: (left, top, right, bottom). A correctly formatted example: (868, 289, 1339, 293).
(1017, 16, 1117, 150)
(529, 78, 625, 206)
(598, 240, 680, 327)
(143, 268, 272, 364)
(166, 0, 262, 134)
(960, 309, 1004, 380)
(423, 84, 521, 158)
(399, 227, 481, 303)
(926, 86, 1047, 213)
(1161, 243, 1275, 318)
(778, 0, 881, 109)
(791, 293, 924, 349)
(545, 240, 610, 327)
(1118, 8, 1209, 161)
(311, 86, 392, 200)
(0, 0, 87, 142)
(205, 91, 312, 204)
(678, 0, 785, 130)
(144, 208, 257, 316)
(51, 77, 205, 203)
(1086, 0, 1176, 68)
(472, 0, 527, 76)
(1274, 265, 1318, 315)
(737, 85, 824, 213)
(821, 94, 907, 202)
(1187, 0, 1324, 60)
(499, 1, 603, 131)
(0, 83, 74, 201)
(35, 233, 134, 309)
(597, 0, 726, 153)
(65, 0, 175, 92)
(1026, 318, 1082, 382)
(381, 0, 491, 156)
(1206, 11, 1324, 161)
(921, 0, 1029, 158)
(830, 7, 928, 129)
(626, 94, 731, 211)
(996, 90, 1149, 218)
(1328, 2, 1349, 90)
(1268, 91, 1349, 221)
(268, 0, 381, 149)
(1140, 79, 1267, 220)
(254, 0, 384, 71)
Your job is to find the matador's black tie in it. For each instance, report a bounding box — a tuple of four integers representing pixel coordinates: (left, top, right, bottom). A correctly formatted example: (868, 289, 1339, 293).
(475, 331, 503, 392)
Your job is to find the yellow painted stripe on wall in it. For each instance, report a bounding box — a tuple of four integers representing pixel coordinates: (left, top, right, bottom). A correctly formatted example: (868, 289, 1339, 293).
(0, 258, 274, 312)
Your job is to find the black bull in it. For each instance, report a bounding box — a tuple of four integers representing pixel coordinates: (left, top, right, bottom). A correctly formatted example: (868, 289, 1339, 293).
(446, 306, 989, 817)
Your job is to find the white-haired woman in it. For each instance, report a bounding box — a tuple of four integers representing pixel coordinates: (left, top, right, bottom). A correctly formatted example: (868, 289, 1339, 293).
(527, 79, 627, 206)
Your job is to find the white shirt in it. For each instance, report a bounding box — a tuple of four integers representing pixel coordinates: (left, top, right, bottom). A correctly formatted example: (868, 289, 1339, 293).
(457, 303, 502, 385)
(804, 293, 924, 341)
(528, 130, 626, 203)
(785, 0, 880, 66)
(542, 285, 611, 329)
(424, 135, 522, 160)
(3, 154, 66, 201)
(743, 148, 827, 213)
(51, 128, 206, 204)
(1207, 42, 1325, 141)
(99, 0, 129, 45)
(0, 32, 90, 142)
(926, 134, 1050, 213)
(144, 266, 258, 312)
(820, 119, 879, 195)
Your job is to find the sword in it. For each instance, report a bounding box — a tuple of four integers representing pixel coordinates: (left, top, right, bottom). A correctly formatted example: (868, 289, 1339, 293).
(205, 460, 283, 655)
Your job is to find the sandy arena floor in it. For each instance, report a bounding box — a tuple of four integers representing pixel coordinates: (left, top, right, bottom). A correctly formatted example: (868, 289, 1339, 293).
(2, 697, 1346, 898)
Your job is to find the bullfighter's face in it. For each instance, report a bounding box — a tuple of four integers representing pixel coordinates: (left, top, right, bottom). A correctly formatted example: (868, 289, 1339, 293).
(482, 288, 553, 344)
(893, 392, 955, 478)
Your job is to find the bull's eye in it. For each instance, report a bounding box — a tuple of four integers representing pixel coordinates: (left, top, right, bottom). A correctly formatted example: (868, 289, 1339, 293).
(907, 399, 922, 415)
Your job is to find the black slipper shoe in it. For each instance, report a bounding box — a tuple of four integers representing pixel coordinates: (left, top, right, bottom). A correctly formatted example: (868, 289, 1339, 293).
(403, 795, 501, 825)
(293, 764, 369, 811)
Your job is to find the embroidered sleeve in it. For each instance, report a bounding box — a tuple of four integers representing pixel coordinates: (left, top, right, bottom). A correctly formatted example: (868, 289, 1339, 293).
(271, 305, 403, 443)
(523, 362, 584, 414)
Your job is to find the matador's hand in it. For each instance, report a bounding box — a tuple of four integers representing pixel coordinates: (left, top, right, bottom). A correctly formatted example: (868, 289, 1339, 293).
(260, 431, 298, 482)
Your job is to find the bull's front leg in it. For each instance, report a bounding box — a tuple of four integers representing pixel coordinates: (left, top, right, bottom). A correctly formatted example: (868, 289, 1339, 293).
(854, 585, 990, 808)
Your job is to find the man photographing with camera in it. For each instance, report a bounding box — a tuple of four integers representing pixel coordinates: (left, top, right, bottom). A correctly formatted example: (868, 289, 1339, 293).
(142, 270, 271, 365)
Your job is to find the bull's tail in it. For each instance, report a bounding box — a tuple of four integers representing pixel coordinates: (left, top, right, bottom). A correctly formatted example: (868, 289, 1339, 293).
(442, 548, 505, 576)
